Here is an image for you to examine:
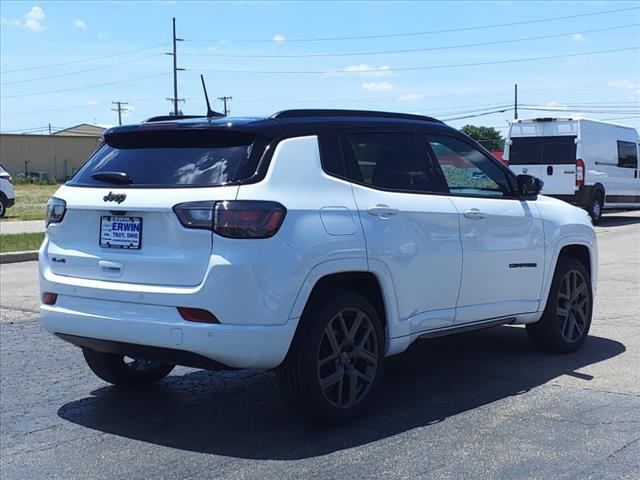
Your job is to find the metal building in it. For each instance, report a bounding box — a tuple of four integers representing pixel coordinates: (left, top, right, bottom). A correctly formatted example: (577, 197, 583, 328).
(0, 129, 103, 180)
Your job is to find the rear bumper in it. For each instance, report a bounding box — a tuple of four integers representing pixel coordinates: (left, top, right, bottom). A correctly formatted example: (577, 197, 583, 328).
(548, 185, 595, 208)
(41, 295, 298, 369)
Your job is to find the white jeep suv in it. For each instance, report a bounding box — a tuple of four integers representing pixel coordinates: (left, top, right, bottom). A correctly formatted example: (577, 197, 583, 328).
(39, 110, 597, 423)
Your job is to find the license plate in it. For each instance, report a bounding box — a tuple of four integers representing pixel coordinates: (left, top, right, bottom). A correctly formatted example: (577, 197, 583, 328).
(100, 216, 142, 249)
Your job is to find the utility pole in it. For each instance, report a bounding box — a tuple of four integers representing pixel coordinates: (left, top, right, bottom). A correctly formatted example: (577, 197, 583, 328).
(217, 96, 232, 116)
(166, 97, 185, 116)
(514, 83, 518, 120)
(48, 123, 52, 135)
(111, 101, 129, 126)
(165, 17, 184, 117)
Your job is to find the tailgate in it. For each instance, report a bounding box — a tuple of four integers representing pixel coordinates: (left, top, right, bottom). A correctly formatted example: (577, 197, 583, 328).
(45, 185, 238, 287)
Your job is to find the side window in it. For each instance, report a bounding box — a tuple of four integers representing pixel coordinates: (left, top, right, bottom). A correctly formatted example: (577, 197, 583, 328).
(343, 132, 441, 193)
(426, 135, 512, 197)
(617, 141, 638, 168)
(318, 134, 346, 178)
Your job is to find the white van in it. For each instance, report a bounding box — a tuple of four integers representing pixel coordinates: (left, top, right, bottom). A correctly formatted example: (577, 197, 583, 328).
(504, 118, 640, 223)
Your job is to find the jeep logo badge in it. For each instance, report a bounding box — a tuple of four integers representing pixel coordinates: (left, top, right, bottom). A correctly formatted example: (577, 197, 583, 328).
(103, 192, 126, 204)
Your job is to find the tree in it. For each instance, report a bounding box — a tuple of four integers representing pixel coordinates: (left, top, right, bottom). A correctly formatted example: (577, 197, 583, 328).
(460, 125, 504, 151)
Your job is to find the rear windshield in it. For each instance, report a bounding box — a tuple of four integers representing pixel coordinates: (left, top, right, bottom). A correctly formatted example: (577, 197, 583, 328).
(69, 131, 262, 187)
(508, 136, 577, 165)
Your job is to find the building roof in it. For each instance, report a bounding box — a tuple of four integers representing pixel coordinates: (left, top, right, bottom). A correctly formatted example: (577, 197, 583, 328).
(53, 124, 106, 137)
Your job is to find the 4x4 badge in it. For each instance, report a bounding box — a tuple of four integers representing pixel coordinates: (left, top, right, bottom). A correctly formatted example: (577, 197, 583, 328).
(103, 192, 126, 204)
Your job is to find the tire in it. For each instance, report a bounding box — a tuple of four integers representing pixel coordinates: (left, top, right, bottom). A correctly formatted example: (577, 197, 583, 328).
(0, 197, 6, 218)
(82, 348, 175, 388)
(277, 289, 385, 424)
(526, 257, 592, 353)
(587, 189, 604, 225)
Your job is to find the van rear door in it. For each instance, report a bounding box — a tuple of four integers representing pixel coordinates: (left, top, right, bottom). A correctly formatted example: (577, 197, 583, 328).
(508, 135, 577, 195)
(538, 135, 577, 195)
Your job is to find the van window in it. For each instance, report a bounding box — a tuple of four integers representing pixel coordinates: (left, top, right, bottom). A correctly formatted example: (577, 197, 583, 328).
(509, 136, 576, 165)
(343, 132, 442, 193)
(617, 141, 638, 168)
(426, 135, 512, 197)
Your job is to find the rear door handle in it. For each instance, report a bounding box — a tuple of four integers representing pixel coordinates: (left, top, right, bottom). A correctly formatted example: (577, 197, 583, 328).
(463, 208, 487, 219)
(367, 204, 399, 219)
(99, 260, 123, 277)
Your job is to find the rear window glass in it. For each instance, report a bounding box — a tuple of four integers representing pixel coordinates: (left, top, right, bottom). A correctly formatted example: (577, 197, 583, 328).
(509, 136, 576, 165)
(69, 131, 261, 187)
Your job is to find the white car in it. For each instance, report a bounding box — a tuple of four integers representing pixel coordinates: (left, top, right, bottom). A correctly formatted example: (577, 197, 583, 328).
(0, 164, 15, 218)
(505, 117, 640, 223)
(39, 110, 597, 423)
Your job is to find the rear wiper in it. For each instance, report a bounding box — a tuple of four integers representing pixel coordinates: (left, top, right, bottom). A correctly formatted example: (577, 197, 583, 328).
(91, 171, 133, 185)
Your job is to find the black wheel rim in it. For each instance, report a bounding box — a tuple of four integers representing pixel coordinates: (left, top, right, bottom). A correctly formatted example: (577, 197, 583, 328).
(123, 356, 164, 372)
(317, 307, 379, 409)
(557, 270, 590, 343)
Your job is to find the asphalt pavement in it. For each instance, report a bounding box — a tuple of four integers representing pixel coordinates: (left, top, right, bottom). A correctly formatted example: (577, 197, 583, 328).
(1, 212, 639, 480)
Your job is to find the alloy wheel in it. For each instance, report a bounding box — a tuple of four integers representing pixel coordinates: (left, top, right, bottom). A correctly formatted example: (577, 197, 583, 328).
(317, 307, 379, 409)
(556, 270, 590, 343)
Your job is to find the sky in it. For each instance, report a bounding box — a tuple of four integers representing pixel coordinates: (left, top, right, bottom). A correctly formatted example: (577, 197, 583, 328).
(1, 0, 639, 135)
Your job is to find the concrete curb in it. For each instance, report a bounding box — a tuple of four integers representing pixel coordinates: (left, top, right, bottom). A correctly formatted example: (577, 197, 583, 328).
(0, 251, 38, 264)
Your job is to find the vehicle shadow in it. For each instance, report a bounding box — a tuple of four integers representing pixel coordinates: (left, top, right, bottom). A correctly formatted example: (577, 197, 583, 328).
(57, 326, 625, 460)
(598, 213, 640, 227)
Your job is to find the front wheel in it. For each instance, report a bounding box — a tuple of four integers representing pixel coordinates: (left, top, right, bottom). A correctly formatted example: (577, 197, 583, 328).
(82, 348, 175, 387)
(278, 290, 384, 424)
(0, 197, 6, 218)
(526, 257, 592, 353)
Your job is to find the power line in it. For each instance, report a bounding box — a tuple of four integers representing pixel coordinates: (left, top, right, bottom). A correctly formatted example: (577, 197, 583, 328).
(441, 108, 514, 121)
(184, 6, 639, 43)
(182, 23, 639, 58)
(1, 43, 169, 74)
(188, 46, 640, 75)
(0, 54, 163, 86)
(520, 107, 640, 114)
(0, 72, 171, 99)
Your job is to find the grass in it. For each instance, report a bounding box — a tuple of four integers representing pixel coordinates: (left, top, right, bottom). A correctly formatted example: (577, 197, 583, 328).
(1, 183, 60, 221)
(0, 232, 44, 253)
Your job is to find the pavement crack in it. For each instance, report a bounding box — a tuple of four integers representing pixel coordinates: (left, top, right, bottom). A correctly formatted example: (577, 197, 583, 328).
(608, 436, 640, 458)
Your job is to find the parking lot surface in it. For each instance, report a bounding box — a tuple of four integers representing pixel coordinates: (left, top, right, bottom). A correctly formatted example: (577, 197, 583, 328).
(1, 212, 639, 480)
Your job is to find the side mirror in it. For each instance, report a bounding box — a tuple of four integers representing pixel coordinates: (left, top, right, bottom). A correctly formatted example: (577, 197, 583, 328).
(517, 174, 543, 198)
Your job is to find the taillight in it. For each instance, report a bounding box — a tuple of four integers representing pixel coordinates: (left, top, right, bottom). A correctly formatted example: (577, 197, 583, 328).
(45, 197, 66, 226)
(173, 201, 215, 229)
(174, 201, 286, 239)
(177, 307, 219, 323)
(576, 159, 585, 186)
(214, 201, 286, 238)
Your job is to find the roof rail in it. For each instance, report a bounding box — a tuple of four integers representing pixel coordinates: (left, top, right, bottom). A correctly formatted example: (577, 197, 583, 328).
(142, 115, 204, 123)
(271, 109, 443, 124)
